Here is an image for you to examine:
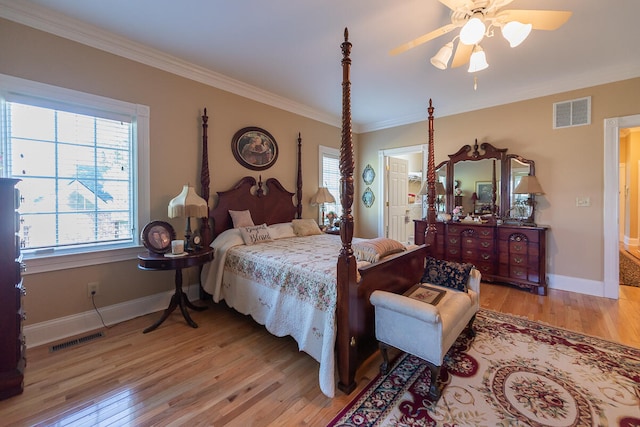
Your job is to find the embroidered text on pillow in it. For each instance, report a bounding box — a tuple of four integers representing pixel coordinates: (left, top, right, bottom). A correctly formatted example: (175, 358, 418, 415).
(239, 224, 273, 245)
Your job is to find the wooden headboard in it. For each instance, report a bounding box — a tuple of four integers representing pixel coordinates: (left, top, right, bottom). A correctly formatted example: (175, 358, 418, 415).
(199, 112, 303, 242)
(210, 176, 299, 237)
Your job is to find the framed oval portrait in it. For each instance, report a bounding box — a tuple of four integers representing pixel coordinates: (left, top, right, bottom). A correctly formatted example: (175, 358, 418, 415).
(231, 127, 278, 171)
(141, 221, 176, 254)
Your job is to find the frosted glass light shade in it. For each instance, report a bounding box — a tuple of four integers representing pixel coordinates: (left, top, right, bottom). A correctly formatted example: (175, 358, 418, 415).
(430, 42, 454, 69)
(459, 17, 485, 45)
(468, 45, 489, 73)
(502, 21, 532, 47)
(168, 185, 208, 218)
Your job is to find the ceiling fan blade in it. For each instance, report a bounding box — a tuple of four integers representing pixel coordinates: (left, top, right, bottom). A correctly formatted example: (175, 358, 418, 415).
(389, 23, 459, 56)
(437, 0, 474, 12)
(451, 41, 473, 68)
(497, 10, 572, 31)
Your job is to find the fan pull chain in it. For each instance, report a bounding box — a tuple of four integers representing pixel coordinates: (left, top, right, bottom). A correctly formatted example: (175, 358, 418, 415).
(474, 76, 478, 90)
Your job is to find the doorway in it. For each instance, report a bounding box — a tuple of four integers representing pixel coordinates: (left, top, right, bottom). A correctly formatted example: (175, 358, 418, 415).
(378, 144, 428, 242)
(604, 114, 640, 299)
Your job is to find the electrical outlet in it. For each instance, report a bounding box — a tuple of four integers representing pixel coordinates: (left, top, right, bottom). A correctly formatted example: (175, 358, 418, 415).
(87, 282, 99, 298)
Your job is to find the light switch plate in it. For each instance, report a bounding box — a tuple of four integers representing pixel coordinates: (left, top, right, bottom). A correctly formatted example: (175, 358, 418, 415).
(576, 196, 591, 207)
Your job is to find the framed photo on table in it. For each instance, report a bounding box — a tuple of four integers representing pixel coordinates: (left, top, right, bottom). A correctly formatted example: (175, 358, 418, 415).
(141, 221, 176, 254)
(231, 127, 278, 171)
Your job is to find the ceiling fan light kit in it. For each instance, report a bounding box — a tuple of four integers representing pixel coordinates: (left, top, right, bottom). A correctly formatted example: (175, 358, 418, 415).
(393, 0, 572, 76)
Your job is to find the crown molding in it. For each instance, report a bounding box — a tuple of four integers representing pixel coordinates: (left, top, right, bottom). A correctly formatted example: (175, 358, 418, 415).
(0, 1, 344, 130)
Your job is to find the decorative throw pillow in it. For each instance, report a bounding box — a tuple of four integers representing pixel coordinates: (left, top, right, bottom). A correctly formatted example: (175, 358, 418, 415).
(229, 210, 254, 228)
(239, 223, 273, 245)
(268, 222, 296, 239)
(352, 237, 406, 263)
(292, 218, 322, 236)
(420, 257, 473, 292)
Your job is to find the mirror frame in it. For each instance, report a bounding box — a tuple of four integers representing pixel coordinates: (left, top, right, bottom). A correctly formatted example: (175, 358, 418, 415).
(440, 140, 536, 218)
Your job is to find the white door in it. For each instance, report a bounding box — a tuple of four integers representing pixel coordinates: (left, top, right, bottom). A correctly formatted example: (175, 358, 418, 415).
(387, 156, 409, 242)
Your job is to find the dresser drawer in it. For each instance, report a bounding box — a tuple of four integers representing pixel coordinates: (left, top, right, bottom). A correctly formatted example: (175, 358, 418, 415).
(475, 262, 494, 276)
(461, 236, 494, 250)
(498, 228, 541, 243)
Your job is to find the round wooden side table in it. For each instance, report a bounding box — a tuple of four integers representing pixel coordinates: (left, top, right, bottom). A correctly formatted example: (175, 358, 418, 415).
(137, 247, 214, 333)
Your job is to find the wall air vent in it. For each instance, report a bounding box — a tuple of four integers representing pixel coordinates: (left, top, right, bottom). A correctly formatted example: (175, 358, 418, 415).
(553, 96, 591, 129)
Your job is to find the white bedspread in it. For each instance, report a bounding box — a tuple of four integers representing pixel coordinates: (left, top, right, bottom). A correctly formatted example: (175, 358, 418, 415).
(200, 223, 364, 397)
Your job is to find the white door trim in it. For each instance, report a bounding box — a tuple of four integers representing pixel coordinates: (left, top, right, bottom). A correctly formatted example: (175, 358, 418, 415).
(604, 114, 640, 299)
(378, 144, 427, 237)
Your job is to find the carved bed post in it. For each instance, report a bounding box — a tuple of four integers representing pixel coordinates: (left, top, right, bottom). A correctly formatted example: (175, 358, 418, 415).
(200, 108, 212, 247)
(336, 27, 358, 394)
(425, 100, 438, 253)
(296, 132, 303, 219)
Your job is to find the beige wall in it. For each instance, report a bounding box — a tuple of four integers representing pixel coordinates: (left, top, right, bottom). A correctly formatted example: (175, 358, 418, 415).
(357, 78, 640, 284)
(0, 19, 343, 324)
(2, 18, 640, 326)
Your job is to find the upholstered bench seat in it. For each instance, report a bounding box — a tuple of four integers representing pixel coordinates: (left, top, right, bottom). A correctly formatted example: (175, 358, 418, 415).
(370, 265, 480, 400)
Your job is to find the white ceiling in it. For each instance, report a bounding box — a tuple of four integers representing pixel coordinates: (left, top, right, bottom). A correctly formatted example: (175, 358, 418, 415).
(2, 0, 639, 132)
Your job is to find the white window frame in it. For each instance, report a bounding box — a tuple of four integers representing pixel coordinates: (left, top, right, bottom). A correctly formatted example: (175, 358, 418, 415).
(318, 145, 341, 219)
(0, 74, 150, 274)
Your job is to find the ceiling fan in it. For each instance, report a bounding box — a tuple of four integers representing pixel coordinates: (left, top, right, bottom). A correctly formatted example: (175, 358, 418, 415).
(390, 0, 572, 72)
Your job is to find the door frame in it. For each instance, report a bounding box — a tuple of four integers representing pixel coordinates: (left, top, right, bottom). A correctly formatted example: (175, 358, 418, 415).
(604, 114, 640, 299)
(378, 144, 427, 237)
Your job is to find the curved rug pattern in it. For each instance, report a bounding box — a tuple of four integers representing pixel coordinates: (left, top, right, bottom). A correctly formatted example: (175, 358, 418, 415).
(329, 309, 640, 427)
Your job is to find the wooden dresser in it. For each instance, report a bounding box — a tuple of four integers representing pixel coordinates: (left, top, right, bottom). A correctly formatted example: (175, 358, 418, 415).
(415, 219, 548, 295)
(0, 178, 26, 400)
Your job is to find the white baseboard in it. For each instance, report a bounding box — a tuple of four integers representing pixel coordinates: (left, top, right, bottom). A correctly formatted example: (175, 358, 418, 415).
(24, 274, 612, 349)
(547, 274, 606, 298)
(24, 284, 202, 349)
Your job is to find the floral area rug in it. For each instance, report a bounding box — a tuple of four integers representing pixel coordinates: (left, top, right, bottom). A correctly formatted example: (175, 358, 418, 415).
(329, 309, 640, 426)
(620, 250, 640, 288)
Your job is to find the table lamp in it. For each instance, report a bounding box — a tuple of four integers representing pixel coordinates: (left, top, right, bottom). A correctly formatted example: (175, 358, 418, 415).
(168, 185, 208, 251)
(436, 181, 446, 212)
(513, 175, 544, 226)
(310, 187, 336, 226)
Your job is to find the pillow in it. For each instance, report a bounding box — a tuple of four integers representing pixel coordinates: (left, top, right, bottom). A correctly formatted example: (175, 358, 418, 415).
(229, 210, 254, 228)
(352, 237, 406, 263)
(268, 222, 296, 239)
(420, 257, 473, 292)
(292, 218, 322, 236)
(239, 223, 273, 245)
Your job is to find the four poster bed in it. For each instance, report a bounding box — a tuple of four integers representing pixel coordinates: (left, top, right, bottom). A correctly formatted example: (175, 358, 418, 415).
(197, 29, 438, 397)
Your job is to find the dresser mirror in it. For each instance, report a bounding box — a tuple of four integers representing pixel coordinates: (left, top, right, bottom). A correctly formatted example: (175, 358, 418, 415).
(438, 140, 536, 219)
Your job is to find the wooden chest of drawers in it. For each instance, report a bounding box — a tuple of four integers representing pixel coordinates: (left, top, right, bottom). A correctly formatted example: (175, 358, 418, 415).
(414, 220, 547, 295)
(0, 178, 25, 400)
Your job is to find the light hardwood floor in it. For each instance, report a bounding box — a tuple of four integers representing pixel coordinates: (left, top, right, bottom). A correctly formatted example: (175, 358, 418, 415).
(1, 283, 639, 426)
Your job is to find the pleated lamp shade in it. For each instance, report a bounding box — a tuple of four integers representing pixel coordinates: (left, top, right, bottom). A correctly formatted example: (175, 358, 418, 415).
(168, 185, 208, 218)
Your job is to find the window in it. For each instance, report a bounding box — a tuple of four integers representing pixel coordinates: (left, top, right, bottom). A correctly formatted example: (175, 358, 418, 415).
(0, 74, 150, 273)
(319, 145, 342, 219)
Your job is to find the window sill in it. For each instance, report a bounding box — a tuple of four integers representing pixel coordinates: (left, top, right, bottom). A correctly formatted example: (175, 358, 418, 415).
(22, 246, 144, 275)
